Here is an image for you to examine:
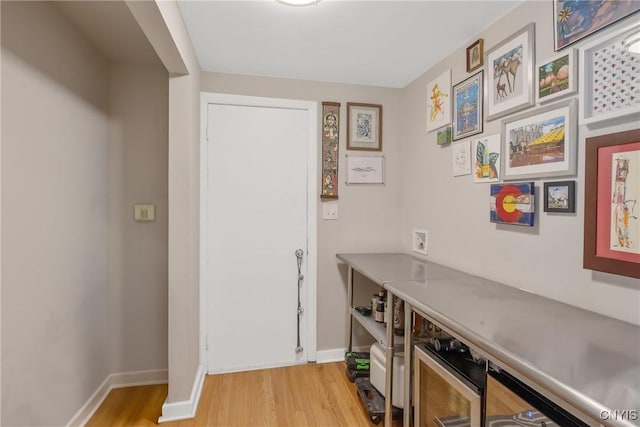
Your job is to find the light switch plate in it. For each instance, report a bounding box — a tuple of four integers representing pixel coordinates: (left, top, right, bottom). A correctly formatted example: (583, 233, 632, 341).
(134, 204, 155, 222)
(322, 203, 338, 220)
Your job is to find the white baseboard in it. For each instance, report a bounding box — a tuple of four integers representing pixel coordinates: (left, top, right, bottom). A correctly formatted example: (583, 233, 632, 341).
(66, 368, 168, 427)
(316, 346, 370, 364)
(158, 364, 205, 423)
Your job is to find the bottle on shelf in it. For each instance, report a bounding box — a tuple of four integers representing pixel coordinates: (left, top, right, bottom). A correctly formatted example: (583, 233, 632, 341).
(375, 297, 385, 323)
(393, 297, 404, 335)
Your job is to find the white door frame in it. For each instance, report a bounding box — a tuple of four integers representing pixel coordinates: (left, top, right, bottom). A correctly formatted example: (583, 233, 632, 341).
(199, 92, 318, 370)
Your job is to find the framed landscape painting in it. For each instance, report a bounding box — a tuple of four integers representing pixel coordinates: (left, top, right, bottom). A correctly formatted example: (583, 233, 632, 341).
(536, 49, 577, 104)
(553, 0, 640, 51)
(502, 99, 577, 181)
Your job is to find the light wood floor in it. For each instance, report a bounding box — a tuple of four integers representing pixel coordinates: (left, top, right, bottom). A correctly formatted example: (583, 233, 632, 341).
(86, 362, 402, 427)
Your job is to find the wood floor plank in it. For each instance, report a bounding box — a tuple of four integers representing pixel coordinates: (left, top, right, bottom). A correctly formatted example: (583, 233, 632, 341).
(86, 362, 402, 426)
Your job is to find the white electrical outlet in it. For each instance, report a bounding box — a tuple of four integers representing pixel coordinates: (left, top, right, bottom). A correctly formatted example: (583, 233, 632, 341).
(134, 204, 156, 222)
(322, 203, 338, 220)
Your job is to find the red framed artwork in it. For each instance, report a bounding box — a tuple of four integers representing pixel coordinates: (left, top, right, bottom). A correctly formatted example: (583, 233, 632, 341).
(584, 129, 640, 279)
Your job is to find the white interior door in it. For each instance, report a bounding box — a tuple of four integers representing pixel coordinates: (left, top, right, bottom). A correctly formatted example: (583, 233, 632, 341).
(205, 97, 314, 373)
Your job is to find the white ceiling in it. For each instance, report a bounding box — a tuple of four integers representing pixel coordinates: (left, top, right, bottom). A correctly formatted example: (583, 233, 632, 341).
(178, 0, 523, 88)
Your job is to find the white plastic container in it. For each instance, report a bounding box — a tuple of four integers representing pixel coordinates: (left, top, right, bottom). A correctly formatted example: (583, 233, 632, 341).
(370, 342, 405, 408)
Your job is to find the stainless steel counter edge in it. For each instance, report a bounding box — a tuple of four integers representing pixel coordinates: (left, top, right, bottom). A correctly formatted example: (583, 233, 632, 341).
(387, 283, 635, 427)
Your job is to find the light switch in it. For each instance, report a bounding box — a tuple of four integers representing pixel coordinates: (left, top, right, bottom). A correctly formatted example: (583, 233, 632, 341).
(134, 204, 155, 222)
(322, 203, 338, 220)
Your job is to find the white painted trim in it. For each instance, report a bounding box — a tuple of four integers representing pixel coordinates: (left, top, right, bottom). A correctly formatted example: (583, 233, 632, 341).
(199, 92, 318, 371)
(316, 346, 371, 364)
(208, 359, 308, 375)
(158, 364, 205, 423)
(316, 348, 347, 364)
(66, 369, 168, 427)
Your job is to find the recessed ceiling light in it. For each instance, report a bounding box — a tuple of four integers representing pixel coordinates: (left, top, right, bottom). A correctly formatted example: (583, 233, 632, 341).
(276, 0, 321, 6)
(625, 32, 640, 54)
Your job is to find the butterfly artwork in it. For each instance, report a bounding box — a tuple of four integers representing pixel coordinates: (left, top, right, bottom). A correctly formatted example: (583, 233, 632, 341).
(473, 134, 501, 183)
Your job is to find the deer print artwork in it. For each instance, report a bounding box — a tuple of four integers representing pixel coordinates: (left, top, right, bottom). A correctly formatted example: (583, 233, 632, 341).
(493, 45, 523, 103)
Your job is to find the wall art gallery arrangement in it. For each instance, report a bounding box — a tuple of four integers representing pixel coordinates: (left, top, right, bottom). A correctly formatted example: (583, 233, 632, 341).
(425, 3, 640, 278)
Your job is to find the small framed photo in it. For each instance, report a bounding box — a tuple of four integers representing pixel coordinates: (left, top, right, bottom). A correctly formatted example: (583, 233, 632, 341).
(579, 19, 640, 125)
(536, 49, 577, 104)
(544, 181, 575, 213)
(486, 23, 535, 121)
(412, 229, 428, 255)
(345, 154, 384, 184)
(466, 39, 484, 73)
(437, 126, 452, 146)
(452, 71, 483, 141)
(347, 102, 382, 151)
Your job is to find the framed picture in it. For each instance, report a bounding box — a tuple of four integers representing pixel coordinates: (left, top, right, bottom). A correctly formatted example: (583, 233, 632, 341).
(472, 134, 501, 183)
(536, 49, 577, 104)
(412, 229, 428, 255)
(485, 23, 535, 121)
(584, 129, 640, 279)
(501, 99, 577, 181)
(437, 126, 452, 146)
(347, 102, 382, 151)
(321, 102, 340, 199)
(452, 139, 471, 177)
(579, 19, 640, 126)
(466, 39, 484, 73)
(345, 154, 384, 184)
(453, 71, 483, 141)
(553, 0, 640, 51)
(544, 181, 575, 213)
(426, 70, 452, 132)
(490, 182, 535, 226)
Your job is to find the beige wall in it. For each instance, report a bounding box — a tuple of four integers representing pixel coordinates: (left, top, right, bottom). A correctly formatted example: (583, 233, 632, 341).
(200, 73, 404, 351)
(108, 63, 168, 373)
(1, 2, 170, 424)
(399, 0, 640, 326)
(1, 2, 111, 425)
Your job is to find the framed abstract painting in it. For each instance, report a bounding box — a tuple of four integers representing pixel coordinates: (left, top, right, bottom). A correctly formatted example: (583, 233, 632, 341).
(426, 70, 452, 132)
(347, 102, 382, 151)
(579, 19, 640, 125)
(553, 0, 640, 51)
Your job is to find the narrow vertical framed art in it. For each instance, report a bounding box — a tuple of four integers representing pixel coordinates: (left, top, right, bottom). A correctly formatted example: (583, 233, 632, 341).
(321, 102, 340, 199)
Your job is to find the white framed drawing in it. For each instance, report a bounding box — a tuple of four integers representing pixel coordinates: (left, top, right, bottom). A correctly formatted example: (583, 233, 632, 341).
(472, 134, 501, 183)
(452, 139, 472, 177)
(412, 229, 428, 255)
(345, 154, 384, 184)
(426, 70, 452, 132)
(485, 23, 535, 121)
(579, 19, 640, 125)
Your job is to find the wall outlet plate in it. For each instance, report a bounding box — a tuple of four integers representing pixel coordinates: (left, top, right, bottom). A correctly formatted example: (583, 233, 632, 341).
(134, 204, 155, 222)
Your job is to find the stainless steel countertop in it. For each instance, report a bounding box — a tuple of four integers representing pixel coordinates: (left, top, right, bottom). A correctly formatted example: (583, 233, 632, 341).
(336, 253, 640, 427)
(336, 252, 468, 285)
